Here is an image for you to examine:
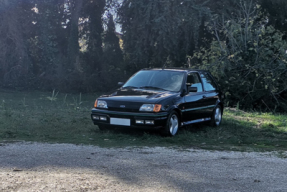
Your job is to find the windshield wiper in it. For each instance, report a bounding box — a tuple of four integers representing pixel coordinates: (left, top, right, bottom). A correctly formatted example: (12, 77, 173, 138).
(139, 86, 167, 91)
(122, 86, 139, 89)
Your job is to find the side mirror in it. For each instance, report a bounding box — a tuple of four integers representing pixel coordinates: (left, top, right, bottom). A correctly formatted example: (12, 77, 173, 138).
(118, 82, 124, 86)
(188, 86, 197, 92)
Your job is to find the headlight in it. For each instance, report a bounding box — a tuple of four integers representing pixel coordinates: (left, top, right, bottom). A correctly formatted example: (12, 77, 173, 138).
(139, 104, 161, 112)
(95, 100, 108, 109)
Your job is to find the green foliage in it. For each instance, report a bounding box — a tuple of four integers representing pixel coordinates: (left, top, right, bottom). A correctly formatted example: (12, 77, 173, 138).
(67, 0, 83, 70)
(82, 0, 106, 73)
(0, 0, 34, 87)
(103, 13, 123, 69)
(192, 1, 287, 111)
(0, 0, 287, 97)
(99, 14, 125, 90)
(0, 0, 118, 92)
(260, 0, 287, 35)
(27, 0, 70, 90)
(118, 0, 211, 71)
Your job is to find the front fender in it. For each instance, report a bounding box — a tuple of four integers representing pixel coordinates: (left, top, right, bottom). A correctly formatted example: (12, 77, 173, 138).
(167, 105, 183, 124)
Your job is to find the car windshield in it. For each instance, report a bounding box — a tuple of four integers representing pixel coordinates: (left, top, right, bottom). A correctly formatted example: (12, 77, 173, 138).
(123, 70, 185, 92)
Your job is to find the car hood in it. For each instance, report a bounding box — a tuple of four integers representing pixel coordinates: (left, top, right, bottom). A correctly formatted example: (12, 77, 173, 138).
(100, 88, 176, 103)
(97, 88, 177, 112)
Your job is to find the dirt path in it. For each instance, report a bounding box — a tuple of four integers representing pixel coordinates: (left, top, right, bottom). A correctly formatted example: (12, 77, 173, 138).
(0, 142, 287, 192)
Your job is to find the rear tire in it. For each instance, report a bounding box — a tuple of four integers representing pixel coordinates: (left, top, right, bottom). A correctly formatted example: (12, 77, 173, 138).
(210, 105, 222, 127)
(161, 111, 180, 137)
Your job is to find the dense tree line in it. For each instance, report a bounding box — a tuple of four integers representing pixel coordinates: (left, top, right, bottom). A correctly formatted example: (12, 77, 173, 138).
(0, 0, 286, 111)
(0, 0, 124, 92)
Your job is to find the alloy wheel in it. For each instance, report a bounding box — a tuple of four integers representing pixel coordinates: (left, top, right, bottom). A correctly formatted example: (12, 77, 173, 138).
(214, 107, 222, 126)
(169, 114, 179, 136)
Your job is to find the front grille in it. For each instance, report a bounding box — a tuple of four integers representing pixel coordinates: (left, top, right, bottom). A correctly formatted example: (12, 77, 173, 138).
(108, 107, 139, 112)
(107, 101, 142, 112)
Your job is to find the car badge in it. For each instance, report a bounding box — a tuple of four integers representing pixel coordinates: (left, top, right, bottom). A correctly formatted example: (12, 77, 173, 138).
(120, 105, 125, 108)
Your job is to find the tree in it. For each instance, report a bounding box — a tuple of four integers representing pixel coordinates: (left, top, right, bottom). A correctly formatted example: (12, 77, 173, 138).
(67, 0, 83, 71)
(192, 0, 287, 111)
(103, 13, 123, 69)
(82, 0, 106, 73)
(0, 0, 34, 87)
(118, 0, 211, 72)
(29, 0, 68, 89)
(260, 0, 287, 37)
(100, 13, 125, 90)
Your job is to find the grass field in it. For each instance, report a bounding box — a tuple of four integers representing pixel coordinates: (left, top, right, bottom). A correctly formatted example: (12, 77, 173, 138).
(1, 89, 287, 151)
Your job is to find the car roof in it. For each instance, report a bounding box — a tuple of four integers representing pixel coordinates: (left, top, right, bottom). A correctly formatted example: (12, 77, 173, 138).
(141, 68, 208, 73)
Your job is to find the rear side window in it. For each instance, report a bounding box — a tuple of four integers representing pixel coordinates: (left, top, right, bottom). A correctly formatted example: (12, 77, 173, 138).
(200, 72, 217, 91)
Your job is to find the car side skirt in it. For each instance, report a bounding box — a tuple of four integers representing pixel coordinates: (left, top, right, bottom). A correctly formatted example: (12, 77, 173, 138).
(181, 117, 211, 126)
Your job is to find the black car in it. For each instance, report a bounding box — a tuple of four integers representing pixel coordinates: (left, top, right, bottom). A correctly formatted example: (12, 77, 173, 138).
(91, 68, 224, 136)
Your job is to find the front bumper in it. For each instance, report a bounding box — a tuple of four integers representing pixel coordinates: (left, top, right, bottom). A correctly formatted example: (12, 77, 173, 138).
(91, 108, 168, 129)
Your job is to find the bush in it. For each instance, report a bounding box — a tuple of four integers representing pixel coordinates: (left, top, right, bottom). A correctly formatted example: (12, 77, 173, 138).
(192, 2, 287, 112)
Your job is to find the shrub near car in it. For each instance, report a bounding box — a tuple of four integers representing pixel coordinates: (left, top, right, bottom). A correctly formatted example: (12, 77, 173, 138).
(91, 68, 224, 136)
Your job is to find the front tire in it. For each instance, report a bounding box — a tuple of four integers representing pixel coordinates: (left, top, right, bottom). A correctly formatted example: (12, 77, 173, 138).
(210, 105, 222, 127)
(161, 111, 180, 136)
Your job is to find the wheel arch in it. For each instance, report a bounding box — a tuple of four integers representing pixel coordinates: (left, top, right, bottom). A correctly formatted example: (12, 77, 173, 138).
(215, 100, 224, 115)
(168, 106, 182, 126)
(218, 102, 224, 115)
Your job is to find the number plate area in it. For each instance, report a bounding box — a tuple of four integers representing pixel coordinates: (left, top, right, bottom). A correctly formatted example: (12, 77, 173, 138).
(110, 118, 131, 126)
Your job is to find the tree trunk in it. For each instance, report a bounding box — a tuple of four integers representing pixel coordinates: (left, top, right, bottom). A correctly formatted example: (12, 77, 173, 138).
(67, 0, 83, 72)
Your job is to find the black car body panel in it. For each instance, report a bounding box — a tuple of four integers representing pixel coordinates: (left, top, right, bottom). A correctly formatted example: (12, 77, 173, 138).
(91, 68, 224, 134)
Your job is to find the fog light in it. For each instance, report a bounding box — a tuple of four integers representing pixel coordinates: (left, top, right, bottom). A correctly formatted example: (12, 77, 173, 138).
(145, 120, 154, 125)
(100, 116, 107, 121)
(92, 115, 100, 120)
(136, 120, 144, 124)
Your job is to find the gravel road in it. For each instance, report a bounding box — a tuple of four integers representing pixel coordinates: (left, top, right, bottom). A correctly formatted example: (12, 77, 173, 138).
(0, 142, 287, 192)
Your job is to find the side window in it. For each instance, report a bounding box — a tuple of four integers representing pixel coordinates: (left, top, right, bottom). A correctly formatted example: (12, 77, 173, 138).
(186, 73, 203, 92)
(200, 72, 217, 91)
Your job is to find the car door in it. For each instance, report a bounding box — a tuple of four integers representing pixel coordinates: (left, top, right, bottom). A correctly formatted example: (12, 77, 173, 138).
(182, 72, 206, 123)
(199, 71, 220, 118)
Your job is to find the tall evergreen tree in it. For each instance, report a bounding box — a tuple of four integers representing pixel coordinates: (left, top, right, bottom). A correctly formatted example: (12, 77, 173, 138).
(103, 13, 123, 69)
(66, 0, 83, 71)
(118, 0, 211, 71)
(82, 0, 105, 73)
(98, 13, 125, 89)
(29, 0, 70, 89)
(0, 0, 34, 87)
